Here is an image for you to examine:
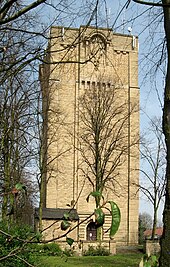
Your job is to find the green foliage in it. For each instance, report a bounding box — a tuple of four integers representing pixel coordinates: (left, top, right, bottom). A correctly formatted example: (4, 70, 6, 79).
(86, 191, 103, 203)
(35, 230, 42, 242)
(28, 242, 75, 257)
(63, 212, 70, 220)
(0, 223, 64, 266)
(60, 213, 73, 232)
(93, 202, 121, 239)
(0, 222, 34, 267)
(0, 221, 33, 247)
(142, 254, 159, 267)
(14, 183, 26, 192)
(0, 220, 77, 267)
(86, 191, 121, 239)
(83, 245, 110, 256)
(66, 237, 74, 246)
(62, 247, 75, 257)
(108, 201, 121, 239)
(29, 242, 63, 256)
(61, 220, 71, 231)
(43, 243, 62, 255)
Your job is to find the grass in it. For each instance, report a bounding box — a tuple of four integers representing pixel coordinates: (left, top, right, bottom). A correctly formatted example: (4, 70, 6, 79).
(35, 254, 143, 267)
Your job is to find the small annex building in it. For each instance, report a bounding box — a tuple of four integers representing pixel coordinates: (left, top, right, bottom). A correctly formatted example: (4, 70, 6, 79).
(38, 25, 140, 249)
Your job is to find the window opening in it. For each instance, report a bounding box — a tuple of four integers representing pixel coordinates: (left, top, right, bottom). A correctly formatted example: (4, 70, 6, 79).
(86, 222, 97, 241)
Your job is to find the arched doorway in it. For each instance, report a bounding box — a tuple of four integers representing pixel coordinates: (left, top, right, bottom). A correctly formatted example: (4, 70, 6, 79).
(86, 222, 97, 241)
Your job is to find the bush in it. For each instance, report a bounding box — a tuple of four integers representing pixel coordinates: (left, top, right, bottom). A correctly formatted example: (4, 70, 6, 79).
(0, 221, 75, 267)
(0, 222, 35, 267)
(43, 243, 62, 255)
(30, 242, 62, 256)
(0, 221, 65, 266)
(142, 254, 159, 267)
(63, 247, 75, 257)
(83, 245, 110, 256)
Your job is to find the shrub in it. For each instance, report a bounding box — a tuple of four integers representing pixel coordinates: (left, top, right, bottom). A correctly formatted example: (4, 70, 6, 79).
(83, 245, 110, 256)
(142, 254, 159, 267)
(41, 243, 62, 256)
(63, 247, 75, 257)
(0, 222, 34, 267)
(28, 242, 63, 256)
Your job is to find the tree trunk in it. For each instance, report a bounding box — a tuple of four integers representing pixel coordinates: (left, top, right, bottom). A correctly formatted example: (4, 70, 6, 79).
(160, 1, 170, 266)
(97, 226, 102, 241)
(151, 207, 157, 240)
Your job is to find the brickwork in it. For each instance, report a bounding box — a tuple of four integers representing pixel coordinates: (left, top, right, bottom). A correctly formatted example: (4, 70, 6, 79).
(144, 240, 160, 255)
(40, 26, 139, 245)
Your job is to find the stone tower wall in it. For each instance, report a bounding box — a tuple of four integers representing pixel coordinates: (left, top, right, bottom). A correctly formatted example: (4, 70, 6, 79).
(40, 26, 139, 245)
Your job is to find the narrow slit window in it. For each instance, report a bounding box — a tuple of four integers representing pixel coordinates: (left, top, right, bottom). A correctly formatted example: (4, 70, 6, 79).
(102, 82, 106, 90)
(87, 81, 90, 90)
(97, 82, 100, 89)
(107, 83, 111, 89)
(81, 80, 85, 90)
(92, 82, 95, 89)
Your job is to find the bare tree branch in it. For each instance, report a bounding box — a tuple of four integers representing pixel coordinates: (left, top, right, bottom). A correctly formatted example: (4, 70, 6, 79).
(0, 0, 46, 25)
(132, 0, 170, 7)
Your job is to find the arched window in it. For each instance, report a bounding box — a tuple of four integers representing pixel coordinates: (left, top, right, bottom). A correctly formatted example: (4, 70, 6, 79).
(86, 222, 97, 241)
(84, 34, 107, 70)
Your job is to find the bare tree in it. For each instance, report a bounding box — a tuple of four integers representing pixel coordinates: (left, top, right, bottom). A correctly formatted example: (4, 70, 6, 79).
(0, 0, 46, 25)
(139, 212, 153, 244)
(140, 117, 166, 239)
(78, 79, 138, 239)
(140, 212, 153, 229)
(0, 0, 46, 222)
(0, 65, 39, 222)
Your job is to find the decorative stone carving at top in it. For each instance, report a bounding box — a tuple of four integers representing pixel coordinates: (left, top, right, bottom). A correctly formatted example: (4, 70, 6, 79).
(84, 33, 107, 70)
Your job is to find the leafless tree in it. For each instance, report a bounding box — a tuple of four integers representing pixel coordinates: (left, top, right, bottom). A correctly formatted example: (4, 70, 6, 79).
(139, 212, 153, 244)
(140, 117, 166, 239)
(0, 0, 48, 223)
(78, 78, 138, 239)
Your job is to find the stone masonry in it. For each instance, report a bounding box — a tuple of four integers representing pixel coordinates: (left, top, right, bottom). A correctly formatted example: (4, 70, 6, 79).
(39, 26, 139, 246)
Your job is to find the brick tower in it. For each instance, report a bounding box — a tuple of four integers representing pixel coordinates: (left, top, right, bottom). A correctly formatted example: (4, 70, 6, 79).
(39, 26, 139, 247)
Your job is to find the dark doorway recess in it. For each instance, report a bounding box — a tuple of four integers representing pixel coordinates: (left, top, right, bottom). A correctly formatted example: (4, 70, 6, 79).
(87, 222, 97, 240)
